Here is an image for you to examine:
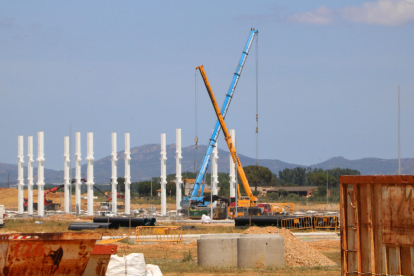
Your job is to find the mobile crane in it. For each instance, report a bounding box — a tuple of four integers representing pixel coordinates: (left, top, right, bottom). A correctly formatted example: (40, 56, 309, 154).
(182, 28, 258, 208)
(23, 184, 64, 211)
(196, 65, 262, 218)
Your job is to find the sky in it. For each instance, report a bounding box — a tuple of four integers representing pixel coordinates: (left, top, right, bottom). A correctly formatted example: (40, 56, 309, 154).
(1, 0, 414, 171)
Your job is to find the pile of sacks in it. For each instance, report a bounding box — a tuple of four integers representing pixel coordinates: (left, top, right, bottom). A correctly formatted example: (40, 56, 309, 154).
(106, 253, 162, 276)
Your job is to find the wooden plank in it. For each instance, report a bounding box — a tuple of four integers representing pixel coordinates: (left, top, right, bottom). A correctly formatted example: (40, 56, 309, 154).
(387, 246, 401, 275)
(340, 182, 347, 276)
(358, 184, 372, 273)
(373, 183, 386, 274)
(400, 246, 412, 275)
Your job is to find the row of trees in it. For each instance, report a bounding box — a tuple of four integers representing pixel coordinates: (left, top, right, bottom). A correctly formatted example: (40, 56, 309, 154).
(101, 166, 360, 199)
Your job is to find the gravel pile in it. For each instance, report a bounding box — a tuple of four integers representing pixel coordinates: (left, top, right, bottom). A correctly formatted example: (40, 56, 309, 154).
(243, 227, 337, 267)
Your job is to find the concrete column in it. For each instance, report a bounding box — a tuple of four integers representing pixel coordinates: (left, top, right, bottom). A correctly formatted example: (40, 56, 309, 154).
(86, 132, 94, 216)
(111, 133, 118, 215)
(124, 133, 131, 215)
(17, 135, 24, 215)
(64, 136, 70, 214)
(229, 129, 236, 198)
(211, 141, 219, 208)
(37, 131, 45, 217)
(160, 133, 167, 216)
(27, 136, 34, 215)
(175, 129, 182, 211)
(75, 132, 82, 214)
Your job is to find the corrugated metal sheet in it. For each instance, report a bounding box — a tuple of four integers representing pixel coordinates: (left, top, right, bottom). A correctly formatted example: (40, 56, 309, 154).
(340, 175, 414, 276)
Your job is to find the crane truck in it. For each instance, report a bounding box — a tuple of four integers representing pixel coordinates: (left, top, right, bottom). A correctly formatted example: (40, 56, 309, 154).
(196, 65, 262, 218)
(23, 184, 64, 211)
(181, 28, 258, 209)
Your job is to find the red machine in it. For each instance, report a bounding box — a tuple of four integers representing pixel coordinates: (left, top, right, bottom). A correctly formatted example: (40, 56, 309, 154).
(23, 185, 64, 211)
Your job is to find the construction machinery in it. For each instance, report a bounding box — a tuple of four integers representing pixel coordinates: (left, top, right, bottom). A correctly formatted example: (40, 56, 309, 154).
(23, 184, 64, 211)
(181, 28, 258, 208)
(196, 65, 262, 219)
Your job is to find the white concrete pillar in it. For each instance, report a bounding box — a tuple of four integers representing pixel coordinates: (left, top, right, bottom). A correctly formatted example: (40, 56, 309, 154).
(75, 132, 82, 214)
(211, 141, 219, 208)
(175, 129, 182, 211)
(64, 136, 70, 214)
(111, 133, 118, 215)
(27, 136, 34, 215)
(160, 133, 167, 216)
(229, 129, 236, 198)
(86, 132, 94, 216)
(37, 131, 45, 217)
(124, 133, 131, 215)
(17, 135, 24, 215)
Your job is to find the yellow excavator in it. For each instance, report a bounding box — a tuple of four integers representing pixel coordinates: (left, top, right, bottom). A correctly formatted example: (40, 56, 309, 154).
(196, 65, 262, 219)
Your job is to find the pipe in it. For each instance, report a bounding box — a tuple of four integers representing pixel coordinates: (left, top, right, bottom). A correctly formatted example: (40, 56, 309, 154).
(68, 222, 119, 231)
(64, 136, 70, 214)
(37, 131, 45, 217)
(86, 132, 94, 216)
(229, 129, 236, 198)
(111, 132, 118, 216)
(176, 129, 182, 211)
(211, 140, 219, 208)
(93, 217, 156, 227)
(234, 215, 298, 227)
(160, 133, 167, 216)
(124, 133, 131, 215)
(17, 135, 24, 215)
(75, 132, 82, 215)
(27, 136, 34, 215)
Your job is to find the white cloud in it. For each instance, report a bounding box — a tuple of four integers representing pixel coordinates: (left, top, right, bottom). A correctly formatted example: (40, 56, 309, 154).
(289, 6, 335, 25)
(289, 0, 414, 26)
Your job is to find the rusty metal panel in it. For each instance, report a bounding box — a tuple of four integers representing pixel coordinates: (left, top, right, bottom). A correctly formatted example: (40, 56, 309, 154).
(341, 175, 414, 276)
(0, 232, 101, 276)
(83, 244, 117, 276)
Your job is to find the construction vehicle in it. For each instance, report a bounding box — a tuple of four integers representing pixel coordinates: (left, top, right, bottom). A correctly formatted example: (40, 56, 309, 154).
(23, 184, 64, 211)
(196, 64, 262, 219)
(181, 28, 258, 208)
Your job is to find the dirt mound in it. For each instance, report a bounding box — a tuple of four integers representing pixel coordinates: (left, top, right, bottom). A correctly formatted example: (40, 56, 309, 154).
(242, 227, 337, 267)
(308, 240, 340, 251)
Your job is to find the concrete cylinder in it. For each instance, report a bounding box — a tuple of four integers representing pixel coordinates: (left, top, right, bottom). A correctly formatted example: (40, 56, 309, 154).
(237, 234, 284, 268)
(197, 237, 238, 267)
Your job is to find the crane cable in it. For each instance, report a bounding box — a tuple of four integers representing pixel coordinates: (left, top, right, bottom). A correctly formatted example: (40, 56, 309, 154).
(255, 33, 259, 167)
(194, 69, 199, 173)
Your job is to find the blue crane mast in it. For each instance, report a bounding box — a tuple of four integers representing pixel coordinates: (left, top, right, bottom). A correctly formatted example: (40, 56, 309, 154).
(182, 28, 258, 207)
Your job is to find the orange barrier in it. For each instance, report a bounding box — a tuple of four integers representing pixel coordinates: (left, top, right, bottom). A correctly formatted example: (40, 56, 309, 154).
(314, 216, 338, 233)
(136, 226, 183, 244)
(281, 216, 313, 230)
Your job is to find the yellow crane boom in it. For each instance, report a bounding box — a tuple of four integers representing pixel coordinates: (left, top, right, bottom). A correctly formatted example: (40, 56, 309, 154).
(196, 65, 257, 206)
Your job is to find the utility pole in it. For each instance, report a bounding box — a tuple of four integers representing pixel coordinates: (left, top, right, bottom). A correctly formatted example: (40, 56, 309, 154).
(326, 171, 329, 210)
(398, 85, 401, 175)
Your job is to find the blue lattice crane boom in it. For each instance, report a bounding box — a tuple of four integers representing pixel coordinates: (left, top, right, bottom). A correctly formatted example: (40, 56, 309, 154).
(182, 28, 258, 207)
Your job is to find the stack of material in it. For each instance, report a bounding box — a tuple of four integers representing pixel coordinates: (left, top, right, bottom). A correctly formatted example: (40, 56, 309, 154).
(243, 227, 337, 267)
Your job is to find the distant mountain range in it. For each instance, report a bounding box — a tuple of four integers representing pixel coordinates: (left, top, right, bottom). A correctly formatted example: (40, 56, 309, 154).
(0, 144, 412, 185)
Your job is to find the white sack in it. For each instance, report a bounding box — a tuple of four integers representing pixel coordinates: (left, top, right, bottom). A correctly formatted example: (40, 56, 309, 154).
(106, 253, 146, 276)
(146, 264, 162, 276)
(201, 214, 211, 224)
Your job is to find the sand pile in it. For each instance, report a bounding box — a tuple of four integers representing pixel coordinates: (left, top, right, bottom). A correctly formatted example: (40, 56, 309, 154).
(243, 227, 337, 267)
(308, 240, 340, 251)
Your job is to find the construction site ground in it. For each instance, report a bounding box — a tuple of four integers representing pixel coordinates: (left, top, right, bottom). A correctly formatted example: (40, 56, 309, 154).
(0, 215, 341, 275)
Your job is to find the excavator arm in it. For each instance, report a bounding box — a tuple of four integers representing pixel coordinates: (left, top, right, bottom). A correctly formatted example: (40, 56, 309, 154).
(196, 65, 257, 206)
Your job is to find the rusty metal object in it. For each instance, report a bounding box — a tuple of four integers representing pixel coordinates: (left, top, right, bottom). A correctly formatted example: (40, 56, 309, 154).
(83, 244, 117, 276)
(340, 175, 414, 276)
(136, 226, 183, 244)
(0, 232, 101, 276)
(281, 216, 313, 231)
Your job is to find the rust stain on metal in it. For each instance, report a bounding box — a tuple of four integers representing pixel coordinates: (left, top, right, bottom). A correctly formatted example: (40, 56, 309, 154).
(0, 232, 102, 276)
(83, 244, 117, 276)
(340, 175, 414, 276)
